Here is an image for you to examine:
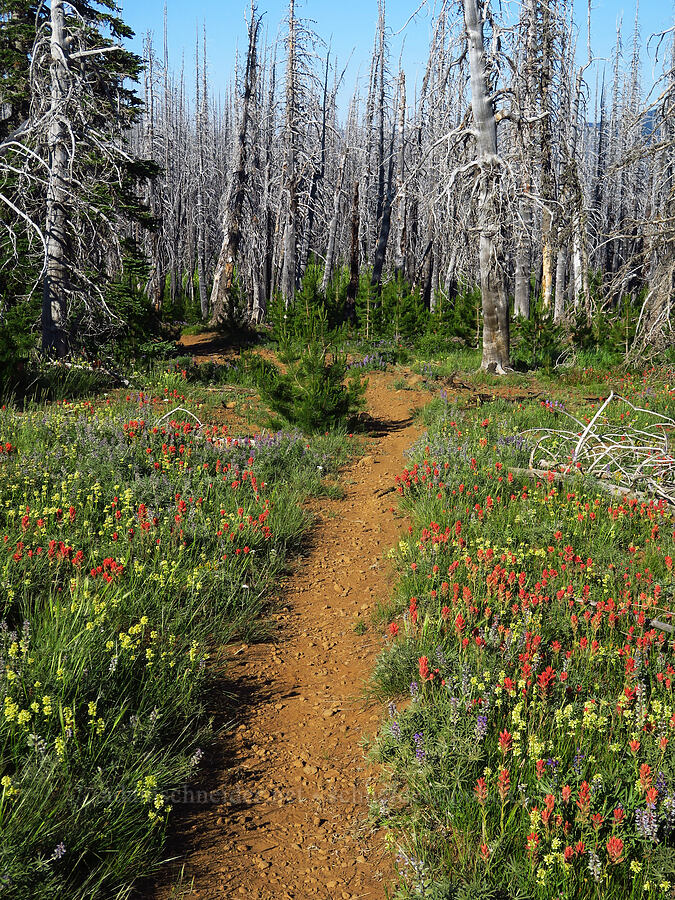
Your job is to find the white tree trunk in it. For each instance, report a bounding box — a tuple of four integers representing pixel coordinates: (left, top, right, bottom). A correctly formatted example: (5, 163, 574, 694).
(42, 0, 69, 356)
(463, 0, 510, 373)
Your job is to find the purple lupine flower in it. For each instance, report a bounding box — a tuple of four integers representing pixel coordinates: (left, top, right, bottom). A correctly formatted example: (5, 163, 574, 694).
(413, 732, 425, 762)
(656, 771, 667, 798)
(663, 794, 675, 835)
(573, 749, 585, 775)
(450, 696, 459, 721)
(587, 849, 602, 882)
(635, 808, 659, 842)
(190, 748, 204, 767)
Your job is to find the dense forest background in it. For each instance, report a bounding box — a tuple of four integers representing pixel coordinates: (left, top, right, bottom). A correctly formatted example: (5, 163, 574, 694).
(0, 0, 673, 377)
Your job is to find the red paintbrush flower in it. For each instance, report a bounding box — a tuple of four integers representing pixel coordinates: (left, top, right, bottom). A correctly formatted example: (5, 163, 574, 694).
(497, 768, 510, 801)
(606, 836, 624, 864)
(498, 729, 512, 753)
(576, 782, 591, 822)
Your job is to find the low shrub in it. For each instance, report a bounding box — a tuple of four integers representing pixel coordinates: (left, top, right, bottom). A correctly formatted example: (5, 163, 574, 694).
(253, 341, 367, 433)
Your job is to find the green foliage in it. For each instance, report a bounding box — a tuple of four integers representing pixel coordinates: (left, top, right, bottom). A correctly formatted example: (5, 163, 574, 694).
(253, 339, 367, 433)
(268, 262, 483, 360)
(428, 282, 481, 345)
(268, 260, 348, 352)
(0, 299, 37, 366)
(415, 333, 468, 359)
(159, 272, 201, 325)
(0, 293, 39, 401)
(569, 306, 596, 351)
(604, 294, 642, 355)
(355, 275, 427, 341)
(102, 240, 159, 351)
(567, 275, 642, 359)
(511, 313, 568, 371)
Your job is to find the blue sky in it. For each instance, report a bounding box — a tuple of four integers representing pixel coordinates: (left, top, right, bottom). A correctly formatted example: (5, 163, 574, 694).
(122, 0, 675, 110)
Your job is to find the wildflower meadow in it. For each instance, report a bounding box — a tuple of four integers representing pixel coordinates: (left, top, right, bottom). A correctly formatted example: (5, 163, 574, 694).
(0, 382, 351, 898)
(375, 369, 675, 899)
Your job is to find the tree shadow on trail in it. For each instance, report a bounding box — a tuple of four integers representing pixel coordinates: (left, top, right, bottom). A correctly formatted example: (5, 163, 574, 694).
(132, 665, 277, 897)
(352, 411, 415, 438)
(176, 327, 263, 361)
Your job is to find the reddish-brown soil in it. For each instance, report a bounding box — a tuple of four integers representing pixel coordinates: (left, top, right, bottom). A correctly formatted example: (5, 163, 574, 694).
(144, 337, 432, 899)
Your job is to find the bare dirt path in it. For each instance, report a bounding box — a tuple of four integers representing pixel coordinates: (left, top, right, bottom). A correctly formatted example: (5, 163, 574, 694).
(147, 351, 431, 900)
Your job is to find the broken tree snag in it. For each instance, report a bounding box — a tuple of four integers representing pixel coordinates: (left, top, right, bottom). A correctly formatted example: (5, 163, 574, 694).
(210, 5, 260, 327)
(539, 0, 556, 311)
(321, 149, 348, 295)
(463, 0, 510, 374)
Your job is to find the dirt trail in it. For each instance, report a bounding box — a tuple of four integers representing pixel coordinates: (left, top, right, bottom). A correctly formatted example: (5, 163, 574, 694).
(148, 347, 431, 899)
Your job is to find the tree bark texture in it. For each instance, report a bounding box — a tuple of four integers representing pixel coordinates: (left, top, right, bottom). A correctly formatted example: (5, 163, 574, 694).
(210, 9, 259, 326)
(42, 0, 70, 357)
(463, 0, 510, 372)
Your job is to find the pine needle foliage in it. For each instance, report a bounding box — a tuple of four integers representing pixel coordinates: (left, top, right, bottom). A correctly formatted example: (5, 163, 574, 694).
(253, 306, 366, 432)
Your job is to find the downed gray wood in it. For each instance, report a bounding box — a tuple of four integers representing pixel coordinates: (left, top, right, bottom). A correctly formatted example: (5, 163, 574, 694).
(507, 466, 650, 502)
(518, 394, 675, 505)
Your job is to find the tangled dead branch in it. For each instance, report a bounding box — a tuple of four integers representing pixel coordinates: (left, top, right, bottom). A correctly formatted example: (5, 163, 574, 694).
(520, 391, 675, 505)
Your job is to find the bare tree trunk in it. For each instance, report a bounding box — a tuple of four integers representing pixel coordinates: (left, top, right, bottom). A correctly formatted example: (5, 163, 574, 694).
(321, 148, 347, 294)
(554, 246, 567, 321)
(42, 0, 69, 356)
(371, 122, 396, 291)
(281, 0, 297, 307)
(417, 225, 434, 311)
(444, 249, 458, 304)
(371, 190, 393, 291)
(345, 179, 359, 325)
(463, 0, 510, 373)
(566, 61, 591, 318)
(375, 0, 386, 232)
(539, 0, 556, 311)
(142, 33, 163, 311)
(195, 31, 209, 319)
(513, 0, 536, 319)
(298, 52, 331, 283)
(251, 273, 264, 323)
(514, 203, 532, 318)
(210, 6, 259, 326)
(393, 70, 406, 279)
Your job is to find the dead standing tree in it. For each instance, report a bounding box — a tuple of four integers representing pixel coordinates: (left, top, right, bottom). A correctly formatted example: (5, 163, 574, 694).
(462, 0, 510, 372)
(0, 0, 147, 356)
(513, 0, 537, 319)
(280, 0, 298, 308)
(628, 27, 675, 357)
(194, 27, 209, 320)
(210, 5, 260, 326)
(42, 0, 70, 355)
